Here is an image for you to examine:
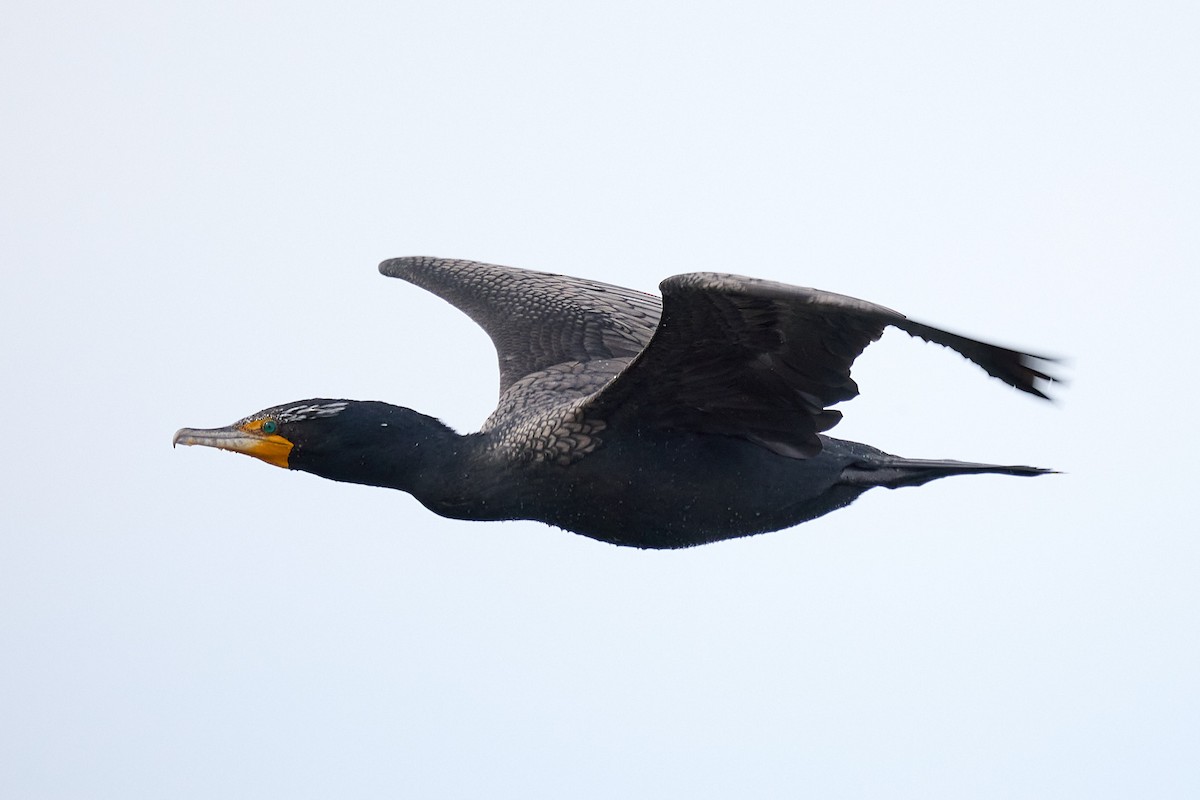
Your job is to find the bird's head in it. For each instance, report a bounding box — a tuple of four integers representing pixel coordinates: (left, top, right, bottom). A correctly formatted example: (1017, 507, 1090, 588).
(174, 399, 457, 487)
(173, 399, 354, 469)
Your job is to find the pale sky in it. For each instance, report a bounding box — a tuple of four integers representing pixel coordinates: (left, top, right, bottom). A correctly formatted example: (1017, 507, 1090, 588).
(2, 2, 1197, 798)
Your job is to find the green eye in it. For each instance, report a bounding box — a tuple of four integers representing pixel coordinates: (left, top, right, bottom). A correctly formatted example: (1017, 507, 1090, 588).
(261, 420, 278, 434)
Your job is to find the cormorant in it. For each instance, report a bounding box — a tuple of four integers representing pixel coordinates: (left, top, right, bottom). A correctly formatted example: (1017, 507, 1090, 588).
(174, 257, 1060, 548)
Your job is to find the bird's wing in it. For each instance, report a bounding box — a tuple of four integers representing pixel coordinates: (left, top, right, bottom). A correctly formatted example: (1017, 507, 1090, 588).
(584, 272, 1059, 459)
(379, 257, 661, 394)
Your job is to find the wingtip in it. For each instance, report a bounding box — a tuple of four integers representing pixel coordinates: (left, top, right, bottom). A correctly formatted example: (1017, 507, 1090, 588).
(380, 256, 452, 278)
(1017, 352, 1070, 402)
(378, 257, 407, 276)
(898, 318, 1068, 402)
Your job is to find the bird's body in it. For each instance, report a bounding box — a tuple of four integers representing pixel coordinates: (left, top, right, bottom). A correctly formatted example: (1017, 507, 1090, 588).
(175, 258, 1059, 548)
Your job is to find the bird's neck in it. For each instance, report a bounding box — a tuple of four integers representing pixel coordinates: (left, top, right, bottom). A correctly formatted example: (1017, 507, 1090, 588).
(372, 412, 521, 522)
(359, 412, 473, 498)
(305, 408, 516, 519)
(289, 407, 452, 489)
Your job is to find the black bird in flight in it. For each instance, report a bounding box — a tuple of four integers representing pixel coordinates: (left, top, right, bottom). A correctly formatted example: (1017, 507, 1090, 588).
(175, 257, 1060, 548)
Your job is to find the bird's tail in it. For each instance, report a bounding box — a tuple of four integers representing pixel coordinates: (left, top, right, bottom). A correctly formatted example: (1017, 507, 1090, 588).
(841, 456, 1057, 490)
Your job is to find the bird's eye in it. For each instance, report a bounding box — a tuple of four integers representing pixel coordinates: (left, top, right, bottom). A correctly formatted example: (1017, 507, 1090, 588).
(261, 420, 278, 434)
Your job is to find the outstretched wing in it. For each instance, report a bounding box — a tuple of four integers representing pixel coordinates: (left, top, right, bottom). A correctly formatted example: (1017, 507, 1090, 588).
(379, 257, 661, 394)
(585, 272, 1059, 459)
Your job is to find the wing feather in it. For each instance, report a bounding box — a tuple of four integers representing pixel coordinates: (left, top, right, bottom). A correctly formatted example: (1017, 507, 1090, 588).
(379, 257, 661, 394)
(379, 261, 1059, 460)
(585, 272, 1058, 458)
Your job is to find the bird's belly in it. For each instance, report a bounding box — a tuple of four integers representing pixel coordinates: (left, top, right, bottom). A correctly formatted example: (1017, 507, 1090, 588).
(521, 433, 854, 548)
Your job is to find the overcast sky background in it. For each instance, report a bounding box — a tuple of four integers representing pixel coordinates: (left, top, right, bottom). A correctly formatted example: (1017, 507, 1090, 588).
(2, 2, 1197, 798)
